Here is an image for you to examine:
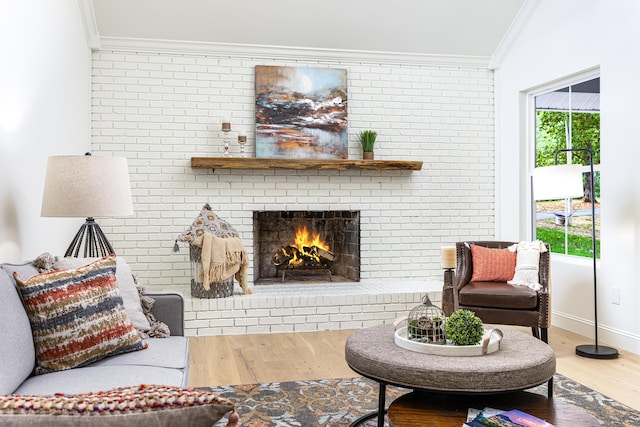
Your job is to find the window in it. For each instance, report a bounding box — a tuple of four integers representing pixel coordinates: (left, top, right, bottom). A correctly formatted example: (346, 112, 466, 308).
(533, 76, 600, 258)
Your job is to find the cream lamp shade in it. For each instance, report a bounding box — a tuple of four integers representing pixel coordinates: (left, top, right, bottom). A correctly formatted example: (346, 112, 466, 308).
(41, 155, 134, 218)
(532, 164, 584, 201)
(441, 246, 456, 270)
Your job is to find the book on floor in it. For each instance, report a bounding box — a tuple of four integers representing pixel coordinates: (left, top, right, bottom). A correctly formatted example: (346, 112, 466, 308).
(463, 407, 505, 426)
(464, 408, 556, 427)
(464, 407, 504, 424)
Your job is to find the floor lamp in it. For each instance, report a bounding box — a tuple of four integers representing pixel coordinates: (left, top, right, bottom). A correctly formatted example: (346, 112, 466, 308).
(41, 153, 134, 258)
(533, 148, 618, 359)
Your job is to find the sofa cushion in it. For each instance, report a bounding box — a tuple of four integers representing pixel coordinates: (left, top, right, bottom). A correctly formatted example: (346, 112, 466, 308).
(469, 244, 516, 282)
(0, 384, 235, 427)
(13, 256, 147, 375)
(55, 256, 151, 332)
(91, 336, 188, 370)
(0, 264, 37, 394)
(14, 364, 187, 395)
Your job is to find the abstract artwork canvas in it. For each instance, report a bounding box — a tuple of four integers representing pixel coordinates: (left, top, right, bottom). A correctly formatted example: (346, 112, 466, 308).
(255, 65, 348, 159)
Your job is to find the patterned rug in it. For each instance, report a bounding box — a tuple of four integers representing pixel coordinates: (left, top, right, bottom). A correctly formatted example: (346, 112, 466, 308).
(208, 374, 640, 427)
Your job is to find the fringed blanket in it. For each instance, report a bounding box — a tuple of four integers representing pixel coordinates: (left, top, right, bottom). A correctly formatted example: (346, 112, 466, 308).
(191, 233, 251, 294)
(507, 240, 548, 291)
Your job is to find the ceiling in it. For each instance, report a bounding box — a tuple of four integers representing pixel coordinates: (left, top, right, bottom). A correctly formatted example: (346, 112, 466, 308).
(91, 0, 525, 58)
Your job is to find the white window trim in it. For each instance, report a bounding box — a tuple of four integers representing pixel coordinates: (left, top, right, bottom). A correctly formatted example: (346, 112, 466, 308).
(525, 68, 601, 244)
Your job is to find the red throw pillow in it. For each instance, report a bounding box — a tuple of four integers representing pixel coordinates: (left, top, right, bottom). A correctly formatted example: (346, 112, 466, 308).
(470, 245, 516, 282)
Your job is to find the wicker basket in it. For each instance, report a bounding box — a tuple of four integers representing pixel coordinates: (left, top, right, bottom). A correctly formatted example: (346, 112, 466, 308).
(189, 246, 234, 298)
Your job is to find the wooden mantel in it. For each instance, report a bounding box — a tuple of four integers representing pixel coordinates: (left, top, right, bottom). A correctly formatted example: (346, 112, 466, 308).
(191, 157, 423, 171)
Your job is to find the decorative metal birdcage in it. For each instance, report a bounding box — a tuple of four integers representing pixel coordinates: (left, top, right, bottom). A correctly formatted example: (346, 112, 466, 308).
(407, 295, 447, 344)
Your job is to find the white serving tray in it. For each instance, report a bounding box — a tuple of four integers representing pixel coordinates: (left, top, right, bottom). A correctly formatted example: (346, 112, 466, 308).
(394, 327, 503, 356)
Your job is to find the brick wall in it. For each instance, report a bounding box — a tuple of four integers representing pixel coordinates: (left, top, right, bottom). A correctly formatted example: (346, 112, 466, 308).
(91, 49, 495, 295)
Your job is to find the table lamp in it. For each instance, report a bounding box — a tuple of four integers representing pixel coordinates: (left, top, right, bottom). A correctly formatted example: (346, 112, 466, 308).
(41, 153, 134, 258)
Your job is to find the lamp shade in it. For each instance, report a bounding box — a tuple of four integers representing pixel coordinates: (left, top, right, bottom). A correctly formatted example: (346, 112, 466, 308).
(441, 246, 456, 269)
(41, 156, 134, 218)
(533, 164, 584, 201)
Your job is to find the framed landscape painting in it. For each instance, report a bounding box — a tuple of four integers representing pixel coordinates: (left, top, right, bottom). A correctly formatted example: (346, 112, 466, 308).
(255, 65, 348, 159)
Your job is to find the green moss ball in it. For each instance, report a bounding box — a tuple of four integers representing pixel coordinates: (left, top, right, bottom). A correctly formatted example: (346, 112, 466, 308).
(445, 309, 484, 346)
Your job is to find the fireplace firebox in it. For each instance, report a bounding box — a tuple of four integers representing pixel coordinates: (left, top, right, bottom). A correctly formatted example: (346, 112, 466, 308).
(253, 211, 360, 284)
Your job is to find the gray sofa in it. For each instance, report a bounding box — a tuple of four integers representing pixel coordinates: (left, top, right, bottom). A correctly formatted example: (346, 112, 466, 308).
(0, 259, 189, 396)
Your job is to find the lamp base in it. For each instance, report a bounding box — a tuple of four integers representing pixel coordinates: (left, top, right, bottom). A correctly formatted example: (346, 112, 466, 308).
(575, 344, 619, 359)
(441, 269, 455, 316)
(65, 217, 115, 258)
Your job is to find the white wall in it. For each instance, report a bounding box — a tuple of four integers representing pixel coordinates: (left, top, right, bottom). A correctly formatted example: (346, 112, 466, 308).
(494, 0, 640, 354)
(0, 1, 92, 261)
(91, 50, 497, 290)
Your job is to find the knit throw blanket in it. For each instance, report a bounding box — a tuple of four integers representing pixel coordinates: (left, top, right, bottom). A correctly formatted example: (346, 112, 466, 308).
(507, 240, 548, 291)
(191, 233, 249, 293)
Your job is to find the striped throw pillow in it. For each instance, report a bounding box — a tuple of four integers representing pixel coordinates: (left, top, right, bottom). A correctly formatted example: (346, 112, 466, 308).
(14, 256, 147, 375)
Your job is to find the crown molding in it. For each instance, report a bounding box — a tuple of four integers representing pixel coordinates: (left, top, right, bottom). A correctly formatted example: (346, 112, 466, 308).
(98, 36, 491, 68)
(77, 0, 100, 49)
(489, 0, 539, 70)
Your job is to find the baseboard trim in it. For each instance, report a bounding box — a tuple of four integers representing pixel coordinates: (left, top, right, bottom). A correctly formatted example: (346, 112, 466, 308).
(552, 310, 640, 354)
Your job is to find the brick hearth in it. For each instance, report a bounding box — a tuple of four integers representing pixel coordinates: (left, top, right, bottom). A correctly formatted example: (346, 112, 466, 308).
(168, 280, 442, 336)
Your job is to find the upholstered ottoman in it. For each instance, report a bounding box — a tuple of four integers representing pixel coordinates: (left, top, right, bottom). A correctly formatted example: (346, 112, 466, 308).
(345, 324, 555, 426)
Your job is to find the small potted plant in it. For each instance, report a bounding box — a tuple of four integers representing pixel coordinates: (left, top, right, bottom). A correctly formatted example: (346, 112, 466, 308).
(358, 130, 377, 160)
(445, 309, 484, 346)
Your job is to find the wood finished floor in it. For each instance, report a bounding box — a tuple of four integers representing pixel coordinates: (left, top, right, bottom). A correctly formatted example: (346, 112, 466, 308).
(188, 325, 640, 413)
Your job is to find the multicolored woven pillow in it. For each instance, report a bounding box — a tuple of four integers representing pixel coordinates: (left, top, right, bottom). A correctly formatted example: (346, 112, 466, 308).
(0, 384, 239, 427)
(13, 256, 147, 375)
(53, 256, 152, 333)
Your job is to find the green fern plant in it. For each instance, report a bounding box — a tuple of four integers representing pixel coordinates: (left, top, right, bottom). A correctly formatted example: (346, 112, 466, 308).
(445, 309, 484, 346)
(358, 130, 378, 152)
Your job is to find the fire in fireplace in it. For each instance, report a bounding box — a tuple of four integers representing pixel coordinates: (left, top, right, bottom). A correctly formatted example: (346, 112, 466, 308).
(272, 226, 336, 280)
(253, 211, 360, 284)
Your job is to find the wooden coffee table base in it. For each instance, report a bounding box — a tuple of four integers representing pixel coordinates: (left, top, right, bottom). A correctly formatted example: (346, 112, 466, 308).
(388, 390, 599, 427)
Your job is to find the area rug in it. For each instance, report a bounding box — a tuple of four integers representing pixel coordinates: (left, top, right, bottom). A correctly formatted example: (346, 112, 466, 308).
(208, 374, 640, 427)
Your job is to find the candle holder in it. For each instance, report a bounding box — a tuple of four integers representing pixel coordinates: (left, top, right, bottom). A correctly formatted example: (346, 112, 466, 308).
(237, 134, 248, 158)
(441, 246, 457, 316)
(221, 122, 231, 157)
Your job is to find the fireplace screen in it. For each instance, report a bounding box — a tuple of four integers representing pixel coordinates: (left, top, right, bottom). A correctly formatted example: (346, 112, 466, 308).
(253, 211, 360, 284)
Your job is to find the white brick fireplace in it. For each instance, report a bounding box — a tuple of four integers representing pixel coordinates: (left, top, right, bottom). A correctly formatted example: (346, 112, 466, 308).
(91, 46, 496, 336)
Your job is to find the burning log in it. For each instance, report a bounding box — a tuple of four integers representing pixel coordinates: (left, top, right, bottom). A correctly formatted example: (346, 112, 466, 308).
(271, 226, 336, 274)
(272, 245, 335, 270)
(317, 247, 336, 263)
(272, 246, 295, 268)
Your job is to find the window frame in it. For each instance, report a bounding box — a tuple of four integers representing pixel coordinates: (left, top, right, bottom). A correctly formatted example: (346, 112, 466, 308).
(526, 69, 601, 257)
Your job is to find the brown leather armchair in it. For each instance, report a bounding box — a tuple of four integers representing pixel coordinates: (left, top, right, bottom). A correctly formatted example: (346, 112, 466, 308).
(450, 241, 551, 343)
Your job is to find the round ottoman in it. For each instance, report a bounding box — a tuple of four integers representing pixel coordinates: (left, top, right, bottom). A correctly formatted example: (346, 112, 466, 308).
(345, 324, 556, 426)
(346, 324, 555, 393)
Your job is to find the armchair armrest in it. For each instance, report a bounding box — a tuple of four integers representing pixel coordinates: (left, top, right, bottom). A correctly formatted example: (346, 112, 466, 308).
(143, 292, 185, 337)
(538, 244, 551, 292)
